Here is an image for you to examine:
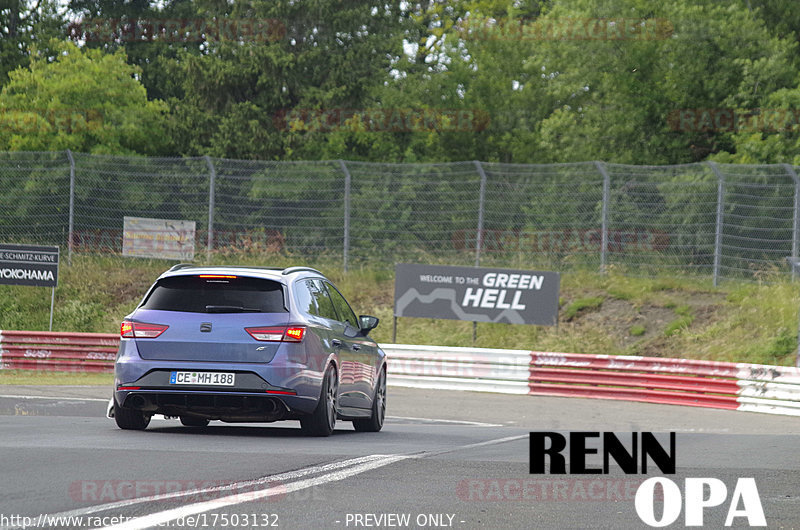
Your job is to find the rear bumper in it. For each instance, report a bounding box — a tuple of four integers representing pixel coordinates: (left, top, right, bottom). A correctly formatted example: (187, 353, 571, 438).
(115, 389, 306, 421)
(114, 339, 329, 417)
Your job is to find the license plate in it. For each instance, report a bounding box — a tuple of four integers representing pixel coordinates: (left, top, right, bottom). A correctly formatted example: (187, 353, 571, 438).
(169, 371, 235, 386)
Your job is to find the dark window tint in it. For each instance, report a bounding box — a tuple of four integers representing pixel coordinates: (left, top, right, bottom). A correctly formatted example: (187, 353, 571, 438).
(309, 279, 338, 320)
(294, 280, 318, 316)
(141, 276, 287, 313)
(325, 282, 358, 328)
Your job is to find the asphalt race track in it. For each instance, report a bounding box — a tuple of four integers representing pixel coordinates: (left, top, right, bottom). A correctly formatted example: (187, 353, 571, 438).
(1, 386, 799, 529)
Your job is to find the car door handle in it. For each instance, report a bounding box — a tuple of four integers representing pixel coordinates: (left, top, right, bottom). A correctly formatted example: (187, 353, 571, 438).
(332, 339, 342, 347)
(352, 344, 361, 351)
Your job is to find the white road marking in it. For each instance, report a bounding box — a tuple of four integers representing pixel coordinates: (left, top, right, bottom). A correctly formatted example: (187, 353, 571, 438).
(0, 393, 109, 402)
(0, 455, 393, 530)
(386, 415, 502, 427)
(97, 455, 411, 530)
(666, 427, 732, 433)
(426, 434, 527, 456)
(92, 434, 525, 530)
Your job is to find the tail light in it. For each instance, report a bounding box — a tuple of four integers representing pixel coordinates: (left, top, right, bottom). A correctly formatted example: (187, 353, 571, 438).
(121, 321, 169, 338)
(245, 325, 306, 342)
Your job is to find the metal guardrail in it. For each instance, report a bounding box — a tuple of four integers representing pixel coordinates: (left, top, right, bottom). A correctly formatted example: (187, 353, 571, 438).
(528, 351, 740, 410)
(2, 332, 799, 417)
(385, 344, 531, 394)
(384, 344, 800, 417)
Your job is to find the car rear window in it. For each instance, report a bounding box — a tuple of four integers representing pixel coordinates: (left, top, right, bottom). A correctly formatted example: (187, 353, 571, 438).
(140, 275, 287, 313)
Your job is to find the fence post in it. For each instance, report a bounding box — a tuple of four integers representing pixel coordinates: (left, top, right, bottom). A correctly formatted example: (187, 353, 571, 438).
(784, 164, 800, 282)
(339, 160, 352, 272)
(66, 149, 75, 266)
(473, 161, 487, 267)
(706, 161, 725, 287)
(204, 156, 216, 262)
(472, 161, 488, 345)
(594, 161, 610, 273)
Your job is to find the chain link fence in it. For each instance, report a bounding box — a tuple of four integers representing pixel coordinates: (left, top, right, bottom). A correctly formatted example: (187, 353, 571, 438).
(1, 150, 799, 283)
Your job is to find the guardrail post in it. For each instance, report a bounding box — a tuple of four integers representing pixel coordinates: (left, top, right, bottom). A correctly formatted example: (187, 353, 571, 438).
(706, 162, 725, 287)
(796, 306, 800, 368)
(788, 164, 800, 367)
(204, 156, 216, 262)
(339, 160, 352, 272)
(66, 150, 75, 266)
(594, 161, 610, 273)
(784, 164, 800, 282)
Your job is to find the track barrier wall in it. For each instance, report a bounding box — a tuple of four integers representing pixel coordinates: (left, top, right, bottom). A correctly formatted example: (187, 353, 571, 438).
(0, 330, 118, 373)
(385, 344, 800, 417)
(2, 331, 799, 417)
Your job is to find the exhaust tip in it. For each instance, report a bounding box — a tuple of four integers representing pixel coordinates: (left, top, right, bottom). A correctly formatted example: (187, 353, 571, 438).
(128, 394, 148, 410)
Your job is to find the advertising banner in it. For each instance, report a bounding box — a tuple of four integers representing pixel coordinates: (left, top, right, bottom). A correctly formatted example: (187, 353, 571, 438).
(122, 217, 196, 260)
(394, 263, 560, 326)
(0, 243, 59, 288)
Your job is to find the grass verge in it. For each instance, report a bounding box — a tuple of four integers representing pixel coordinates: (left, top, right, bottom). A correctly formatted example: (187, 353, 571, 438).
(0, 370, 113, 386)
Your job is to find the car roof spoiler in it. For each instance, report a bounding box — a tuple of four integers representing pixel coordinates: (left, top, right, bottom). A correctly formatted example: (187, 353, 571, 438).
(166, 263, 322, 276)
(281, 266, 323, 276)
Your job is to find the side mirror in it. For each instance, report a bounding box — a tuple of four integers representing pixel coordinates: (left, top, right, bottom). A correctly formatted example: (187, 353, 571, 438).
(359, 315, 379, 334)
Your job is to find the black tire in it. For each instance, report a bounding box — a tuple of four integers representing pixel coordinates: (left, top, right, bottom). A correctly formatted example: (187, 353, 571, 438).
(353, 368, 386, 433)
(300, 366, 338, 437)
(180, 416, 210, 427)
(113, 395, 150, 431)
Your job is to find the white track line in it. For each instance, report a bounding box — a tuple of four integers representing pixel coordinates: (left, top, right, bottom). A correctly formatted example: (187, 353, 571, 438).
(97, 455, 411, 530)
(386, 415, 502, 427)
(425, 434, 527, 457)
(0, 455, 392, 530)
(94, 434, 526, 530)
(0, 393, 109, 402)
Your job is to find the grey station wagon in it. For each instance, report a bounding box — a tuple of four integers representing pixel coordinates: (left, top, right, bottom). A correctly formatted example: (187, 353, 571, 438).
(112, 265, 386, 436)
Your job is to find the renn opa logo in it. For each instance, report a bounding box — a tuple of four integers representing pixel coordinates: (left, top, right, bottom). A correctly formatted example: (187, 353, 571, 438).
(530, 432, 766, 527)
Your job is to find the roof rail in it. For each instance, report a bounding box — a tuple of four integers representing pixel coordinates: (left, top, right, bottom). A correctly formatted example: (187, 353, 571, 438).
(168, 263, 196, 271)
(281, 266, 323, 276)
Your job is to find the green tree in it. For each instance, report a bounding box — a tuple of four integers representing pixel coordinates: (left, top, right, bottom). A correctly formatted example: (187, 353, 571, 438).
(711, 86, 800, 164)
(291, 0, 532, 163)
(67, 0, 211, 103)
(532, 0, 797, 164)
(349, 0, 799, 164)
(164, 0, 408, 160)
(0, 0, 65, 86)
(0, 40, 169, 154)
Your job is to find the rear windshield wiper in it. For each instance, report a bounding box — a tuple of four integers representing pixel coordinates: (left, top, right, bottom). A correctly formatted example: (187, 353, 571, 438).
(204, 305, 262, 313)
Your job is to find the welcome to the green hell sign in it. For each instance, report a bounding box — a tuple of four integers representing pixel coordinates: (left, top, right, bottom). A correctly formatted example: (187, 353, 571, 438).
(394, 264, 560, 326)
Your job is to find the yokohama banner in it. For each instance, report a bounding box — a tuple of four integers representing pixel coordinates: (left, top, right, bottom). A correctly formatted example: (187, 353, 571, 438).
(0, 243, 59, 288)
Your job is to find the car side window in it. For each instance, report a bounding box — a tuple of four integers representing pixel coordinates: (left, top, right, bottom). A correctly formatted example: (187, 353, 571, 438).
(294, 280, 318, 316)
(325, 282, 359, 329)
(309, 279, 338, 321)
